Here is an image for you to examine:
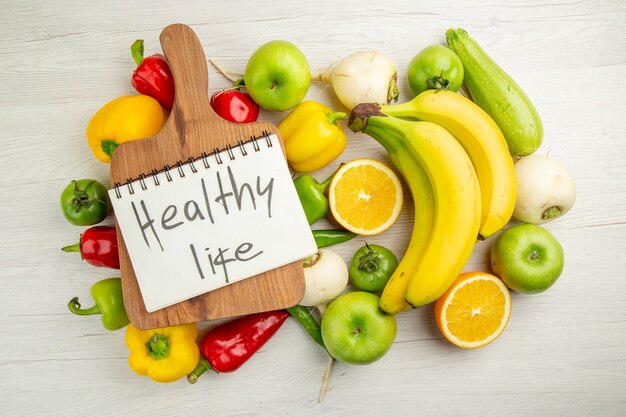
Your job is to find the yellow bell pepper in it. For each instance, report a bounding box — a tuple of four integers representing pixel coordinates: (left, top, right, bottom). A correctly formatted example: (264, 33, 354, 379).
(125, 322, 199, 383)
(86, 95, 165, 163)
(278, 101, 347, 173)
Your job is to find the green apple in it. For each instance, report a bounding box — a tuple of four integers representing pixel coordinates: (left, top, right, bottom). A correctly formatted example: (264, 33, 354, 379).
(244, 40, 310, 112)
(321, 291, 396, 365)
(491, 224, 564, 294)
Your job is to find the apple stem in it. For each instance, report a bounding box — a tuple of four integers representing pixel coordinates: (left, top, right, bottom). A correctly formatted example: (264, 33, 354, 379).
(208, 58, 240, 83)
(318, 356, 334, 403)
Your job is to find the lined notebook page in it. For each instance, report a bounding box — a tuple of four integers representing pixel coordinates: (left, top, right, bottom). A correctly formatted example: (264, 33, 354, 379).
(109, 134, 316, 312)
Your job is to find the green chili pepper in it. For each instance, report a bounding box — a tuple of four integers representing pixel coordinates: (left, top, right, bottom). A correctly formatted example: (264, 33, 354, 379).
(286, 305, 327, 352)
(312, 229, 357, 248)
(68, 278, 129, 331)
(294, 166, 341, 225)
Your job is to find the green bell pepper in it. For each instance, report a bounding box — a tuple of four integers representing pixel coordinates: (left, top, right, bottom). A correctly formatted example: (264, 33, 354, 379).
(294, 165, 341, 225)
(68, 278, 129, 331)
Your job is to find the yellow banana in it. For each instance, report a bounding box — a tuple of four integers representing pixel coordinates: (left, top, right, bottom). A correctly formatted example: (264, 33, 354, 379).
(349, 107, 481, 308)
(362, 123, 435, 315)
(381, 90, 516, 240)
(401, 121, 481, 307)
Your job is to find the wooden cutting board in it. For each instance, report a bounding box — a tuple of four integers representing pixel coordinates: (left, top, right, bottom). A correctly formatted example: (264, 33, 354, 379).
(110, 23, 305, 329)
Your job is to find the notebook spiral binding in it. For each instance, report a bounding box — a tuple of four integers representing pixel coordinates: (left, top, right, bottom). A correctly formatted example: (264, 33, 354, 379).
(113, 131, 274, 200)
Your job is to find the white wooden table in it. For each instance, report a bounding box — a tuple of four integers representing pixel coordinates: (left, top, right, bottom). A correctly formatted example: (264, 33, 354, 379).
(2, 1, 625, 416)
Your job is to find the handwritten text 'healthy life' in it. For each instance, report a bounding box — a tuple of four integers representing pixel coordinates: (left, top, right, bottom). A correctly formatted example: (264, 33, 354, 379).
(130, 166, 273, 283)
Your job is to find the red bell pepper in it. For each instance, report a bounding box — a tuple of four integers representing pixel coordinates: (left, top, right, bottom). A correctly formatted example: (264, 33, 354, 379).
(130, 39, 175, 111)
(187, 310, 289, 383)
(62, 225, 119, 269)
(207, 59, 260, 124)
(210, 88, 260, 124)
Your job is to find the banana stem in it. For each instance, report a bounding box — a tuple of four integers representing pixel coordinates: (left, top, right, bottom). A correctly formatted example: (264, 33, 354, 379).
(349, 105, 412, 154)
(348, 103, 384, 133)
(351, 107, 412, 142)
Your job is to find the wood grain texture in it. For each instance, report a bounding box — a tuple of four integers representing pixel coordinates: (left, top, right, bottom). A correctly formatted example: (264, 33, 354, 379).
(1, 0, 625, 416)
(110, 24, 304, 328)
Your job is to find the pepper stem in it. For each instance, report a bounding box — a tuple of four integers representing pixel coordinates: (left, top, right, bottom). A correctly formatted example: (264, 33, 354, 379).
(145, 333, 170, 360)
(326, 112, 347, 126)
(187, 357, 214, 383)
(101, 140, 119, 158)
(68, 297, 101, 316)
(232, 78, 246, 89)
(318, 163, 344, 193)
(62, 242, 81, 253)
(131, 39, 145, 67)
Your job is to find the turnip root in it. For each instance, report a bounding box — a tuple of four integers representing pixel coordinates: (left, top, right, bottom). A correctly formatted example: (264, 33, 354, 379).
(312, 51, 399, 110)
(513, 155, 576, 224)
(299, 249, 348, 403)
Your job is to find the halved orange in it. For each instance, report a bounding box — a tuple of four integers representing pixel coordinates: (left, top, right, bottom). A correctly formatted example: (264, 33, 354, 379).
(434, 272, 511, 349)
(328, 158, 403, 236)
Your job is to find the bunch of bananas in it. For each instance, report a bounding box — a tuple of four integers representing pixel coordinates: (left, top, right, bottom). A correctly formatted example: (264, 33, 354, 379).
(348, 90, 516, 314)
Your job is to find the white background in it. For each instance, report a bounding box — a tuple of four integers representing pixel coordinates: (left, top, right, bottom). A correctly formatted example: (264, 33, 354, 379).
(1, 1, 625, 416)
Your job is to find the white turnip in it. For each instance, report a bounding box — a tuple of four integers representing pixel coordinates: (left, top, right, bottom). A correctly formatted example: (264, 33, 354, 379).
(513, 155, 576, 224)
(300, 249, 349, 307)
(312, 51, 399, 110)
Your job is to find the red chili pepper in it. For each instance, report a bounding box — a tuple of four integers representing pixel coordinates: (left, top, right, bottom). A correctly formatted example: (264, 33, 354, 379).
(62, 226, 119, 269)
(210, 89, 260, 123)
(187, 310, 288, 382)
(130, 39, 175, 111)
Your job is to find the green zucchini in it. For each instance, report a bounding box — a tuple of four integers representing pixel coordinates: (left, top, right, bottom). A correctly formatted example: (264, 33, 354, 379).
(446, 28, 543, 156)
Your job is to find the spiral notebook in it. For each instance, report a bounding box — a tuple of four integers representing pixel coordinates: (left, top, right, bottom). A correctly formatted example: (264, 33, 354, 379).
(109, 134, 317, 313)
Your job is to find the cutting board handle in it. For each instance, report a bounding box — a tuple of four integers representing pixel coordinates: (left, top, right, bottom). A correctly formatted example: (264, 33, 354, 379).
(160, 24, 221, 126)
